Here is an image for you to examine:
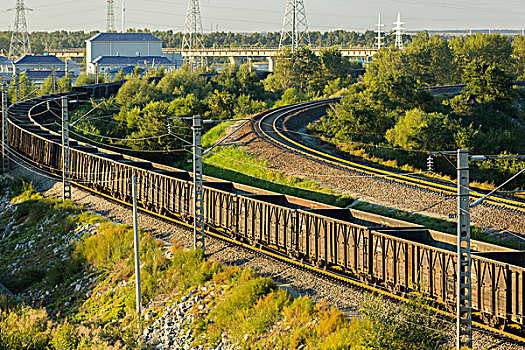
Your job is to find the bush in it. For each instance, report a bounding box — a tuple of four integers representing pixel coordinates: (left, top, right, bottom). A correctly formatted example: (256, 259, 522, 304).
(0, 306, 53, 350)
(47, 256, 85, 287)
(167, 248, 220, 293)
(208, 270, 275, 343)
(76, 223, 135, 267)
(360, 295, 451, 350)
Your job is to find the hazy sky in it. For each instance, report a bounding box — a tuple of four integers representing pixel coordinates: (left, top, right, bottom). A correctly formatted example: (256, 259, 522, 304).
(0, 0, 524, 33)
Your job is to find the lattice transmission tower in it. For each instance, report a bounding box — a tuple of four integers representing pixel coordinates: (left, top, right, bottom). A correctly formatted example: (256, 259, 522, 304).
(106, 0, 116, 33)
(279, 0, 310, 52)
(8, 0, 32, 60)
(393, 12, 405, 49)
(182, 0, 205, 69)
(375, 14, 385, 50)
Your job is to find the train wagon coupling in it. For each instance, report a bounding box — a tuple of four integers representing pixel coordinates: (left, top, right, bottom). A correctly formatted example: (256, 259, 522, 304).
(4, 83, 525, 344)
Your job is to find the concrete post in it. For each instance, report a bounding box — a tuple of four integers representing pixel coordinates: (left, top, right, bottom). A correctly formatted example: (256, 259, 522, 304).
(457, 149, 472, 349)
(193, 115, 205, 252)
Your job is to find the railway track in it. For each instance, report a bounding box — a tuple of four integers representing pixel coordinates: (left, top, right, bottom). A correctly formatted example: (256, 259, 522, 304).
(6, 85, 525, 346)
(255, 98, 525, 214)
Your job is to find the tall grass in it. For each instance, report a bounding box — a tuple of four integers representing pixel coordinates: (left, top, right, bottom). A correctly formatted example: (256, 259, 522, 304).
(204, 146, 353, 207)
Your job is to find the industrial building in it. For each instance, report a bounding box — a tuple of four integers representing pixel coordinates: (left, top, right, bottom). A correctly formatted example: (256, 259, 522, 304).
(0, 55, 80, 84)
(85, 32, 182, 78)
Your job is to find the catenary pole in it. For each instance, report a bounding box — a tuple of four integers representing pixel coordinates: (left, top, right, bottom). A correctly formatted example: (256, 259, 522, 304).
(457, 149, 472, 349)
(61, 96, 71, 200)
(1, 84, 9, 172)
(193, 115, 205, 252)
(132, 171, 142, 316)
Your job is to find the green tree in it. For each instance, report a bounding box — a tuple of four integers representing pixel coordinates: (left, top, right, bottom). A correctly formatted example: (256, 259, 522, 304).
(265, 47, 322, 94)
(206, 89, 236, 120)
(9, 72, 35, 104)
(365, 33, 458, 86)
(462, 59, 514, 105)
(112, 69, 126, 82)
(74, 73, 96, 86)
(451, 33, 513, 76)
(385, 109, 458, 151)
(512, 35, 525, 79)
(157, 67, 211, 99)
(319, 47, 359, 87)
(116, 75, 163, 107)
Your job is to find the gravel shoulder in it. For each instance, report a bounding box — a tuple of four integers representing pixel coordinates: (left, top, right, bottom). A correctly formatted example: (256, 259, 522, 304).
(241, 114, 525, 241)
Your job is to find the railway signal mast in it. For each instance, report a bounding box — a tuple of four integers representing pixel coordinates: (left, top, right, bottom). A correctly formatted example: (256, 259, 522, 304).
(8, 0, 32, 60)
(393, 12, 405, 49)
(181, 0, 205, 70)
(279, 0, 310, 52)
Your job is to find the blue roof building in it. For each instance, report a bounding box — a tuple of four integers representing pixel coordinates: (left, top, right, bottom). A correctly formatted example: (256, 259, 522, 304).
(87, 33, 163, 43)
(89, 55, 180, 77)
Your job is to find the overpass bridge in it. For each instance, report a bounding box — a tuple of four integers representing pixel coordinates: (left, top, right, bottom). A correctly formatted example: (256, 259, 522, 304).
(163, 47, 378, 71)
(46, 47, 378, 72)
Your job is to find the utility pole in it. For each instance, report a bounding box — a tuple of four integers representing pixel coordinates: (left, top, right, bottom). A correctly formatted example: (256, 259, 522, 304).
(181, 0, 205, 70)
(15, 70, 20, 102)
(95, 63, 99, 84)
(121, 0, 126, 33)
(192, 115, 205, 252)
(106, 0, 116, 33)
(393, 12, 405, 49)
(61, 96, 71, 201)
(456, 149, 472, 349)
(1, 84, 9, 172)
(51, 69, 56, 94)
(279, 0, 310, 52)
(8, 0, 32, 60)
(376, 14, 385, 49)
(131, 171, 142, 316)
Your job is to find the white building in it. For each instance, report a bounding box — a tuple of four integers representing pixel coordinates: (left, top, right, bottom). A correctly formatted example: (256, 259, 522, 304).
(86, 33, 163, 65)
(89, 56, 178, 76)
(85, 32, 182, 76)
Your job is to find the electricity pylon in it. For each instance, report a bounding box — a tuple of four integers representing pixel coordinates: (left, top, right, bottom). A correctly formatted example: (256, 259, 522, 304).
(106, 0, 116, 33)
(279, 0, 310, 52)
(376, 14, 385, 49)
(181, 0, 205, 70)
(8, 0, 32, 60)
(393, 12, 405, 49)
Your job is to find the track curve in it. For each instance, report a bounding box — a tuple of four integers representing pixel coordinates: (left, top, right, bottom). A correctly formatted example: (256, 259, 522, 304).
(255, 98, 525, 213)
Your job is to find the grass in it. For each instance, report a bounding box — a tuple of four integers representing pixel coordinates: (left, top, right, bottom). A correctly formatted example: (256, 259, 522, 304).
(202, 120, 236, 149)
(203, 146, 353, 207)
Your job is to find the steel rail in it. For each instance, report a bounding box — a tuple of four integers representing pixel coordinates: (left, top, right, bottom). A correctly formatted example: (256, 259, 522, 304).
(255, 99, 525, 213)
